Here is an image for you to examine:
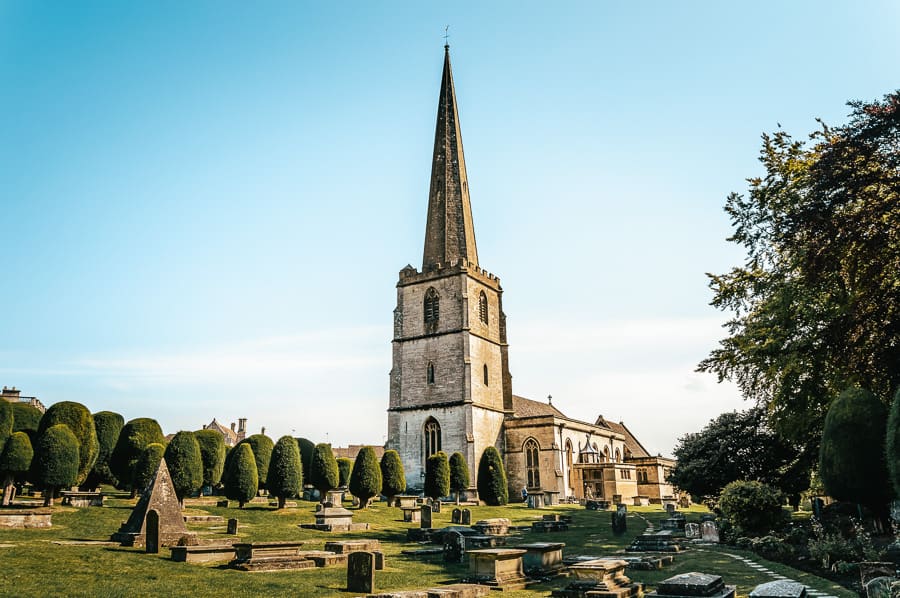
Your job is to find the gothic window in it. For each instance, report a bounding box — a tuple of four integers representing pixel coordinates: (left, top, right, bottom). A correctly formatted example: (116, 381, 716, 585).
(478, 291, 488, 324)
(614, 448, 621, 463)
(424, 288, 440, 324)
(524, 439, 541, 489)
(565, 440, 574, 490)
(483, 364, 489, 386)
(424, 418, 441, 459)
(602, 446, 610, 463)
(427, 362, 435, 385)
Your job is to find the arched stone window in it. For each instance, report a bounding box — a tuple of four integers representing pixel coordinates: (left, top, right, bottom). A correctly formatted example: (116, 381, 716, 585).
(427, 362, 435, 385)
(602, 446, 610, 463)
(483, 364, 489, 386)
(424, 288, 440, 324)
(614, 448, 621, 463)
(524, 438, 541, 489)
(565, 440, 574, 490)
(478, 291, 488, 324)
(424, 418, 441, 459)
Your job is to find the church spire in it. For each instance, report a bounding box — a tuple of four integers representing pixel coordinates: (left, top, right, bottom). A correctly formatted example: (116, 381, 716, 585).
(422, 45, 479, 271)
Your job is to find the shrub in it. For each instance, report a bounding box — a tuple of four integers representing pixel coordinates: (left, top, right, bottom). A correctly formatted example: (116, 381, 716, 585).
(241, 434, 274, 490)
(477, 446, 508, 506)
(751, 535, 795, 563)
(449, 452, 470, 502)
(86, 411, 124, 488)
(337, 458, 353, 488)
(0, 401, 12, 453)
(193, 429, 226, 490)
(11, 403, 42, 437)
(807, 516, 881, 569)
(380, 450, 406, 504)
(163, 431, 203, 505)
(424, 451, 450, 501)
(309, 443, 339, 497)
(32, 424, 80, 505)
(225, 443, 258, 508)
(37, 401, 99, 486)
(110, 418, 165, 493)
(719, 480, 785, 536)
(0, 432, 33, 506)
(349, 447, 382, 508)
(296, 437, 315, 481)
(268, 436, 303, 508)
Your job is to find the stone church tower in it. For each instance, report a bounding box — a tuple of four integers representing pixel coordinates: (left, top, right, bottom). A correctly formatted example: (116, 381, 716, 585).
(387, 45, 513, 490)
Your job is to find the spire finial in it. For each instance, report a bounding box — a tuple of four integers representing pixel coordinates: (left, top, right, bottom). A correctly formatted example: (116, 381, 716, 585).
(443, 25, 450, 50)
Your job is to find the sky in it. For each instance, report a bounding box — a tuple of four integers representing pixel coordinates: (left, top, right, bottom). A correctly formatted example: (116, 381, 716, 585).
(2, 1, 898, 455)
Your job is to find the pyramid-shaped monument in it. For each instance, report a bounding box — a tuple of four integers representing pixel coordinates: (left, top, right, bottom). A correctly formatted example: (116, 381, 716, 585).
(111, 459, 194, 547)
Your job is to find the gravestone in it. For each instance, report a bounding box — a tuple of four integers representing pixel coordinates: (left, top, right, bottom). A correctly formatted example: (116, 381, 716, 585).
(347, 551, 375, 594)
(553, 558, 642, 598)
(111, 460, 195, 548)
(433, 501, 442, 513)
(612, 505, 627, 535)
(444, 530, 466, 563)
(421, 505, 432, 529)
(227, 518, 239, 535)
(145, 510, 160, 554)
(461, 508, 472, 525)
(866, 577, 893, 598)
(700, 521, 719, 543)
(665, 503, 676, 515)
(647, 572, 735, 598)
(685, 523, 700, 538)
(750, 580, 807, 598)
(452, 508, 462, 524)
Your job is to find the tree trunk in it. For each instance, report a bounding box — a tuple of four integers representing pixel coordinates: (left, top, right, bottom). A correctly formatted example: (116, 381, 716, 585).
(44, 488, 55, 507)
(1, 475, 14, 506)
(277, 496, 285, 509)
(239, 500, 245, 509)
(130, 487, 137, 499)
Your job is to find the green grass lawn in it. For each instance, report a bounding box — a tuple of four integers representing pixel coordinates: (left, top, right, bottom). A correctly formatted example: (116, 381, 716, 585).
(0, 500, 854, 597)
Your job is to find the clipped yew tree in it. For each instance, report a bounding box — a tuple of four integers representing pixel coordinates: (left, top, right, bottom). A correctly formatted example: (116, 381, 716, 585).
(237, 434, 274, 491)
(110, 417, 165, 495)
(37, 401, 99, 486)
(296, 437, 315, 482)
(337, 457, 353, 488)
(349, 447, 382, 508)
(33, 424, 79, 506)
(268, 435, 303, 509)
(477, 446, 509, 506)
(380, 449, 406, 505)
(424, 451, 450, 502)
(86, 411, 124, 488)
(132, 443, 165, 493)
(225, 442, 258, 508)
(12, 403, 42, 438)
(449, 451, 470, 504)
(309, 443, 339, 499)
(193, 429, 226, 491)
(0, 401, 12, 452)
(819, 386, 892, 517)
(1, 432, 33, 506)
(164, 431, 203, 506)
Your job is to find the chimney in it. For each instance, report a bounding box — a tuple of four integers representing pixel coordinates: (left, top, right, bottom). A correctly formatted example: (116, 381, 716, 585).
(230, 422, 236, 432)
(238, 418, 247, 434)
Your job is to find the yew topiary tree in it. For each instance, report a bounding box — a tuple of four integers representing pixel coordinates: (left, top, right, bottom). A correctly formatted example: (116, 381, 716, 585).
(225, 442, 258, 508)
(268, 435, 303, 509)
(37, 401, 98, 486)
(819, 386, 892, 518)
(380, 449, 406, 505)
(33, 424, 80, 506)
(449, 452, 470, 504)
(193, 429, 226, 491)
(309, 443, 339, 499)
(85, 411, 124, 489)
(163, 431, 203, 506)
(1, 432, 33, 506)
(241, 434, 274, 491)
(0, 401, 13, 453)
(132, 443, 165, 494)
(424, 451, 450, 502)
(110, 417, 165, 495)
(719, 480, 785, 536)
(11, 403, 42, 438)
(337, 457, 353, 488)
(296, 437, 315, 482)
(477, 446, 509, 506)
(349, 447, 382, 509)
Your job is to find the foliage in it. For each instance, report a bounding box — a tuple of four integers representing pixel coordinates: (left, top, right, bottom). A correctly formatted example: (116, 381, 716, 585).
(163, 431, 203, 503)
(32, 424, 80, 501)
(477, 446, 509, 506)
(296, 437, 315, 482)
(110, 418, 165, 491)
(669, 408, 807, 505)
(380, 449, 406, 502)
(308, 443, 339, 496)
(699, 92, 900, 458)
(267, 435, 303, 508)
(224, 442, 258, 508)
(11, 403, 42, 437)
(424, 451, 450, 501)
(807, 516, 881, 570)
(718, 480, 785, 536)
(0, 400, 12, 453)
(132, 443, 165, 493)
(0, 431, 34, 475)
(337, 457, 353, 488)
(750, 535, 795, 563)
(37, 401, 99, 486)
(348, 447, 382, 508)
(193, 429, 226, 489)
(885, 386, 900, 497)
(86, 411, 124, 488)
(239, 434, 274, 490)
(819, 386, 892, 512)
(448, 452, 470, 498)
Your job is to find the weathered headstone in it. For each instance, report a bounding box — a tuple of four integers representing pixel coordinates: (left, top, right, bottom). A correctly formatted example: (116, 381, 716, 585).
(684, 523, 700, 539)
(433, 501, 441, 513)
(461, 508, 472, 525)
(750, 580, 807, 598)
(700, 520, 719, 543)
(227, 518, 239, 535)
(347, 551, 375, 594)
(665, 502, 676, 515)
(421, 504, 432, 529)
(612, 505, 627, 535)
(145, 510, 160, 553)
(444, 530, 466, 563)
(866, 577, 894, 598)
(452, 508, 462, 524)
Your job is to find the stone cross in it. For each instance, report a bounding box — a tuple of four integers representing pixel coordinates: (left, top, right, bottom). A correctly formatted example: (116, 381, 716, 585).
(421, 504, 432, 529)
(347, 551, 375, 593)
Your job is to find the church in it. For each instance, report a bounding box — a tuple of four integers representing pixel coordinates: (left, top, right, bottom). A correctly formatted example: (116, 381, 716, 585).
(385, 46, 677, 505)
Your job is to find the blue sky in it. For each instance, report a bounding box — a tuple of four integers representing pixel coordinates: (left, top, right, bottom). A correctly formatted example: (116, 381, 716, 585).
(2, 1, 898, 454)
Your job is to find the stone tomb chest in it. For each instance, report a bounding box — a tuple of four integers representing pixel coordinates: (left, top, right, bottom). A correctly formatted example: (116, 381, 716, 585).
(467, 548, 530, 589)
(646, 572, 736, 598)
(519, 542, 566, 576)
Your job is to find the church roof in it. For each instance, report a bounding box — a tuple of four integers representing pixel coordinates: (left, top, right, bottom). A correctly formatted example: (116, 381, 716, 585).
(511, 395, 568, 419)
(600, 418, 651, 458)
(422, 45, 479, 271)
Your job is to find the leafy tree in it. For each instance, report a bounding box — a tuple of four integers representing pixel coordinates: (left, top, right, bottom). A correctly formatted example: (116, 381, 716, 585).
(32, 424, 79, 506)
(85, 411, 124, 488)
(424, 451, 450, 502)
(132, 443, 165, 494)
(719, 480, 785, 536)
(268, 435, 303, 509)
(1, 432, 33, 506)
(699, 92, 900, 459)
(225, 442, 258, 508)
(448, 452, 470, 504)
(163, 431, 203, 506)
(477, 446, 508, 506)
(296, 437, 315, 482)
(309, 443, 339, 498)
(669, 408, 807, 506)
(348, 447, 382, 509)
(819, 387, 892, 517)
(337, 457, 353, 488)
(380, 449, 406, 505)
(193, 429, 226, 491)
(240, 434, 274, 491)
(886, 387, 900, 497)
(0, 401, 12, 453)
(110, 418, 165, 495)
(37, 401, 99, 486)
(11, 403, 42, 438)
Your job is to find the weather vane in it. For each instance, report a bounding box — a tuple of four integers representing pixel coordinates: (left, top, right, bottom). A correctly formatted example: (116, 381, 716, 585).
(443, 25, 450, 47)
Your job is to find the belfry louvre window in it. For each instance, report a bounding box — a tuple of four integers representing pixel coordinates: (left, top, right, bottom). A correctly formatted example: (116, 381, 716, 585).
(483, 364, 489, 386)
(478, 291, 488, 324)
(424, 288, 440, 324)
(424, 418, 441, 458)
(525, 439, 541, 489)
